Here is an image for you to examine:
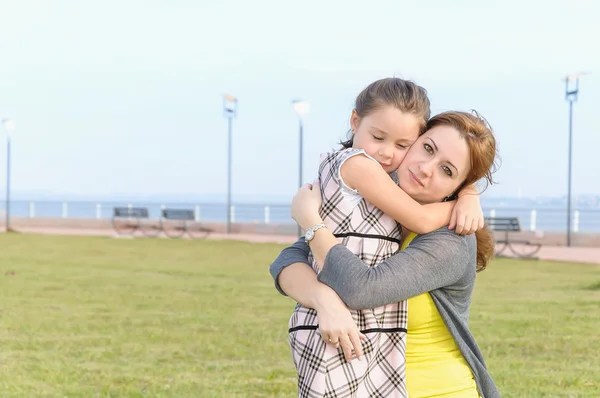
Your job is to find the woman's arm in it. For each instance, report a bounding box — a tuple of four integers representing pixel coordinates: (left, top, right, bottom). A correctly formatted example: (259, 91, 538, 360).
(268, 239, 335, 309)
(290, 193, 473, 309)
(269, 238, 312, 296)
(341, 155, 455, 234)
(317, 228, 475, 309)
(268, 238, 366, 361)
(289, 183, 473, 309)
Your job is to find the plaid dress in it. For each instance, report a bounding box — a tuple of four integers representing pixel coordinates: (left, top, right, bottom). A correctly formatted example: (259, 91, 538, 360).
(288, 148, 408, 398)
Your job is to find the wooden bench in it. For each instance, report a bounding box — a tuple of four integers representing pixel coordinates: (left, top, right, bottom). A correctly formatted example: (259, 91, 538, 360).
(160, 208, 213, 238)
(485, 217, 541, 259)
(112, 207, 150, 236)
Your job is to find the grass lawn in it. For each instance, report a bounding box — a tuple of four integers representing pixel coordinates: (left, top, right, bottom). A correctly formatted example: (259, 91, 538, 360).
(0, 233, 599, 397)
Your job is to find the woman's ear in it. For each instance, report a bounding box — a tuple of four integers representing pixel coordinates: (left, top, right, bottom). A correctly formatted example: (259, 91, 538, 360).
(446, 184, 466, 202)
(442, 192, 459, 202)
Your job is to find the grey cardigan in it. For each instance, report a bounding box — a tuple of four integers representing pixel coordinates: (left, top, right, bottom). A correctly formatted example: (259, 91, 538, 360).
(269, 227, 500, 398)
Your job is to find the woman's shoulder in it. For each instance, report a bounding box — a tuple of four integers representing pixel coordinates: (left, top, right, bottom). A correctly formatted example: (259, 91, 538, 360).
(411, 228, 477, 270)
(414, 229, 477, 296)
(415, 226, 476, 244)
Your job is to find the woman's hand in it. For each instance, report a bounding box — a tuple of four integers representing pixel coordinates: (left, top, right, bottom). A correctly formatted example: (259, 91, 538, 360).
(315, 290, 366, 362)
(291, 180, 324, 231)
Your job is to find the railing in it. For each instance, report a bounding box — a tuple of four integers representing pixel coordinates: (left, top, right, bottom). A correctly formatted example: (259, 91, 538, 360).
(483, 207, 600, 233)
(3, 201, 293, 225)
(2, 201, 600, 232)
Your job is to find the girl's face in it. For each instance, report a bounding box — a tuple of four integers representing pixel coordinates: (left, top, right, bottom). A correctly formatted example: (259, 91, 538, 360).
(397, 125, 472, 204)
(350, 105, 421, 174)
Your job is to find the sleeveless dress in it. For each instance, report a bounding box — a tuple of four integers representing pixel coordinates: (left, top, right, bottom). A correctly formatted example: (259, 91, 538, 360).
(288, 148, 408, 398)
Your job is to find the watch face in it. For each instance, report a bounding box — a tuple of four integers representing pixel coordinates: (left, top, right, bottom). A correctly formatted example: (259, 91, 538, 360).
(305, 229, 314, 240)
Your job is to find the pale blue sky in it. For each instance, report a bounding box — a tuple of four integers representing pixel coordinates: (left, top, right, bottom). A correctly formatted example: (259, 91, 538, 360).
(0, 0, 598, 202)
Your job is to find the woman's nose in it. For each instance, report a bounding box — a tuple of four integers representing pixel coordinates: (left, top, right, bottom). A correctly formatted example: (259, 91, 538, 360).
(419, 160, 434, 177)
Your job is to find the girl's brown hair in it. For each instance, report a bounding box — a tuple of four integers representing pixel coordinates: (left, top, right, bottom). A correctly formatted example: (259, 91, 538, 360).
(341, 77, 431, 148)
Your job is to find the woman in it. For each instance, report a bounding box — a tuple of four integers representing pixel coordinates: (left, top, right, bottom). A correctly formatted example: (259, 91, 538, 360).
(270, 111, 501, 397)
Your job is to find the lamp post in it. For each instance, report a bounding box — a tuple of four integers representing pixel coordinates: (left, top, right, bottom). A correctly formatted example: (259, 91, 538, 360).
(564, 72, 588, 247)
(2, 119, 15, 233)
(292, 100, 310, 236)
(223, 94, 237, 234)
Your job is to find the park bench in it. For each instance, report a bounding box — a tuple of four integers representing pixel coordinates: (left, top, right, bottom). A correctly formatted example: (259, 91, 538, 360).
(160, 208, 213, 238)
(112, 206, 151, 236)
(485, 217, 541, 259)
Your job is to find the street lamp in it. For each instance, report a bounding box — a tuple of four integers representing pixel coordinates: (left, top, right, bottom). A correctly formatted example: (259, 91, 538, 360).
(292, 99, 310, 236)
(2, 118, 15, 232)
(223, 94, 238, 234)
(564, 72, 588, 247)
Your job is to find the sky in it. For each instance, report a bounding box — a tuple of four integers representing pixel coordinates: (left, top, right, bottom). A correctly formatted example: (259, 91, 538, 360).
(0, 0, 599, 202)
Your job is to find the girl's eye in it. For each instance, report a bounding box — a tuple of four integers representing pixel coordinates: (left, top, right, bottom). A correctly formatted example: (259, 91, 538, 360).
(442, 166, 452, 177)
(397, 144, 407, 149)
(373, 135, 383, 141)
(424, 143, 433, 154)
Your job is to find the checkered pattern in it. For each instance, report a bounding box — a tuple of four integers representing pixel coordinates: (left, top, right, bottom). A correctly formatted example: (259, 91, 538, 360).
(288, 148, 408, 397)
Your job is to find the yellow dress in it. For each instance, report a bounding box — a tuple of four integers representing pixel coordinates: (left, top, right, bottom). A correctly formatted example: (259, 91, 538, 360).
(402, 233, 480, 397)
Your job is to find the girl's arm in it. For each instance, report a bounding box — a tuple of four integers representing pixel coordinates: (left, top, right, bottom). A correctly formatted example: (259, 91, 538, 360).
(450, 184, 485, 234)
(341, 155, 454, 234)
(289, 183, 471, 291)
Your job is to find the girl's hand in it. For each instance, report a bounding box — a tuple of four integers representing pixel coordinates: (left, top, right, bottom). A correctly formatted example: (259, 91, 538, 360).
(291, 179, 324, 231)
(449, 192, 484, 235)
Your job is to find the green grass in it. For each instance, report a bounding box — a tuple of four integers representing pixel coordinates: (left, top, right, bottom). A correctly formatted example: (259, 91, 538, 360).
(0, 234, 599, 397)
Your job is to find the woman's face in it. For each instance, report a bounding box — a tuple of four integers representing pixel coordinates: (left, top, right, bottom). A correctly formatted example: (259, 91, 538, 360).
(397, 125, 471, 204)
(350, 106, 421, 174)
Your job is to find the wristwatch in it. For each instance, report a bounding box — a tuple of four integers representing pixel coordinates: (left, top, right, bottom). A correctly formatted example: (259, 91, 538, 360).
(305, 223, 326, 243)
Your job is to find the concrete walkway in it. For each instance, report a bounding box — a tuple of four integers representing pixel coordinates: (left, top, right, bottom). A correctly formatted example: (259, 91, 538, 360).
(10, 226, 600, 265)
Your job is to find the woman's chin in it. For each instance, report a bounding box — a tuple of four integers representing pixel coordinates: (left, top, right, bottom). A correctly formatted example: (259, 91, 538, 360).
(399, 183, 418, 198)
(403, 188, 432, 205)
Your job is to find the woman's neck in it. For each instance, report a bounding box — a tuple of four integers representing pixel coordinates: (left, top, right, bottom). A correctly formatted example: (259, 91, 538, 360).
(400, 227, 414, 243)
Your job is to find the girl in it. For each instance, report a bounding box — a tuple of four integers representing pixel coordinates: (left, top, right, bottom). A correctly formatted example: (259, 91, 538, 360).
(288, 78, 484, 397)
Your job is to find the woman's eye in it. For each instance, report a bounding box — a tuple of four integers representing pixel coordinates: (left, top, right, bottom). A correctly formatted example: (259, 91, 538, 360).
(424, 143, 433, 154)
(442, 166, 452, 176)
(397, 144, 407, 149)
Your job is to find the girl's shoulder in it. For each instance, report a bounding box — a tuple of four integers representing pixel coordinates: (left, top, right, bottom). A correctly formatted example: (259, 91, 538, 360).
(318, 148, 373, 208)
(320, 147, 366, 163)
(319, 148, 378, 173)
